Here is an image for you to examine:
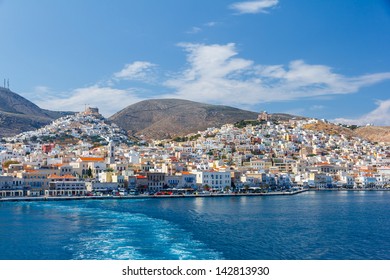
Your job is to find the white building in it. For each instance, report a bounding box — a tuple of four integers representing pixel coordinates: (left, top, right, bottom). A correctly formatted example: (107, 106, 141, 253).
(126, 150, 140, 164)
(85, 182, 118, 194)
(147, 172, 166, 193)
(70, 157, 106, 178)
(0, 175, 24, 197)
(192, 170, 231, 190)
(47, 174, 86, 196)
(165, 172, 197, 189)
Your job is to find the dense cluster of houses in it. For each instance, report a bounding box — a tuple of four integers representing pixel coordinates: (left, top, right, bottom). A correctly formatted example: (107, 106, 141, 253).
(1, 109, 389, 198)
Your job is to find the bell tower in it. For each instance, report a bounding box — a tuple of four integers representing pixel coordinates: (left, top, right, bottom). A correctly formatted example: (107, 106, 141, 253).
(106, 141, 115, 164)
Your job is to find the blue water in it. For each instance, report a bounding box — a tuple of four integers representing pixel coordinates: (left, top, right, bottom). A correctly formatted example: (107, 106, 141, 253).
(1, 191, 390, 260)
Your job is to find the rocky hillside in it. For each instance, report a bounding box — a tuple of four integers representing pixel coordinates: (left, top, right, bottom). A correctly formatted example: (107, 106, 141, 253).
(0, 87, 73, 137)
(354, 126, 390, 143)
(109, 99, 262, 139)
(303, 121, 390, 144)
(303, 122, 355, 138)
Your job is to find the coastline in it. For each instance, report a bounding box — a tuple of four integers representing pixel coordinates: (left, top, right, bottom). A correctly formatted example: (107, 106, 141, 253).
(0, 189, 308, 202)
(2, 188, 390, 203)
(312, 188, 390, 192)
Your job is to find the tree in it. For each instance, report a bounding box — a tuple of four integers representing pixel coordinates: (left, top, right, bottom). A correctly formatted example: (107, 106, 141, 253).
(189, 134, 201, 141)
(231, 181, 237, 192)
(2, 160, 20, 169)
(87, 167, 93, 178)
(260, 183, 269, 193)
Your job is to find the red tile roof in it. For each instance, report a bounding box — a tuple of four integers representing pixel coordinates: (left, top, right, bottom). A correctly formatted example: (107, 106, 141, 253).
(79, 157, 105, 162)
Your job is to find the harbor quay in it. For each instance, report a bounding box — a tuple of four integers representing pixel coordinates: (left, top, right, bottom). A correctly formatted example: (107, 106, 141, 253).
(3, 187, 390, 203)
(0, 188, 308, 202)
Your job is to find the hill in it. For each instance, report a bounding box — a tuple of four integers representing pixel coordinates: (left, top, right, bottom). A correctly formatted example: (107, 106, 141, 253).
(5, 109, 129, 145)
(303, 121, 390, 144)
(354, 126, 390, 143)
(302, 122, 355, 138)
(3, 87, 387, 143)
(109, 99, 262, 139)
(0, 87, 73, 137)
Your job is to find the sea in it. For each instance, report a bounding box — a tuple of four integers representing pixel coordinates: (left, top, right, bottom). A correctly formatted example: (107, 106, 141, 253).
(1, 191, 390, 260)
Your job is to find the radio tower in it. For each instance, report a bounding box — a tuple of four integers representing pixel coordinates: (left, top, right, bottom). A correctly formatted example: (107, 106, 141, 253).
(2, 78, 10, 90)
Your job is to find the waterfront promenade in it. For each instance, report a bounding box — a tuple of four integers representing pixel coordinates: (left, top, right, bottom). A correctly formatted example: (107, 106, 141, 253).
(0, 188, 308, 202)
(2, 188, 390, 202)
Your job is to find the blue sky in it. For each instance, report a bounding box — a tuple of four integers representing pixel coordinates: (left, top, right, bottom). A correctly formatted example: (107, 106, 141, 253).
(1, 0, 390, 125)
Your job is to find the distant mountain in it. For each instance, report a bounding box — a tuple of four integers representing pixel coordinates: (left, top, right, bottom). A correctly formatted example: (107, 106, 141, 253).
(5, 88, 387, 144)
(0, 87, 73, 137)
(109, 98, 301, 139)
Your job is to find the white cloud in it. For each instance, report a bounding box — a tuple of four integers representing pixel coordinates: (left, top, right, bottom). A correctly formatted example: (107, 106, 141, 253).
(186, 22, 219, 34)
(36, 85, 143, 117)
(29, 43, 390, 121)
(21, 85, 59, 104)
(309, 105, 325, 111)
(28, 61, 156, 118)
(230, 0, 278, 14)
(257, 60, 390, 99)
(333, 99, 390, 126)
(284, 108, 305, 116)
(205, 21, 217, 27)
(23, 85, 51, 100)
(113, 61, 156, 82)
(34, 86, 51, 95)
(187, 26, 202, 34)
(164, 43, 256, 102)
(164, 43, 390, 107)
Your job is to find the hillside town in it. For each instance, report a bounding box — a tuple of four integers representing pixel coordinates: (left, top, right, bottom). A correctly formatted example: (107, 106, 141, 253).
(1, 107, 389, 198)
